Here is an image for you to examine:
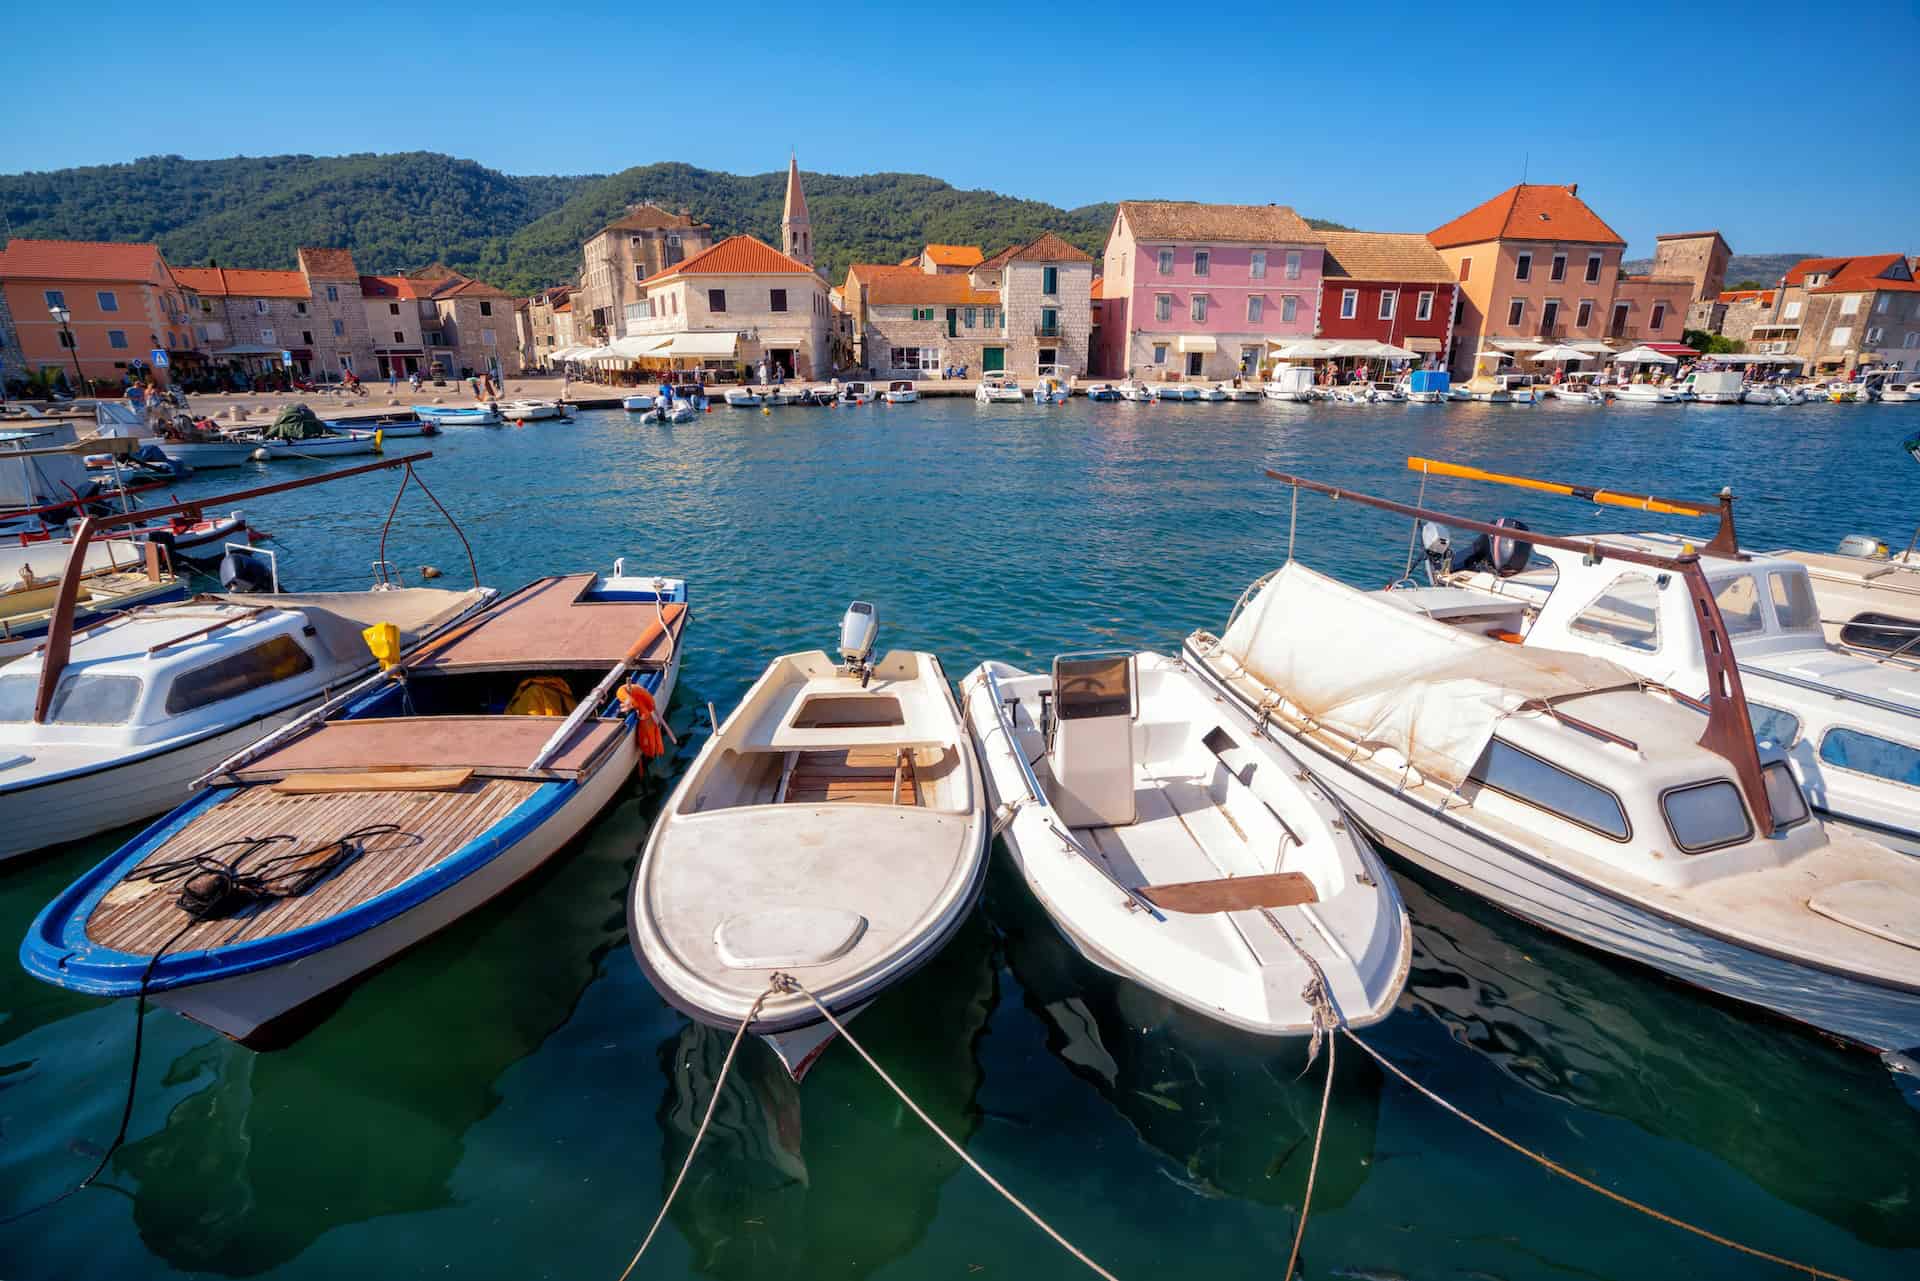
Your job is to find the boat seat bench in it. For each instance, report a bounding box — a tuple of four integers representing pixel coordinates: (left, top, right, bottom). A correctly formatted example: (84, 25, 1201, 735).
(781, 747, 921, 807)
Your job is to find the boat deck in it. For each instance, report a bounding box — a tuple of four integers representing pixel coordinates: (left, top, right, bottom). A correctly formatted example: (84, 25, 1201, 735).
(781, 747, 921, 806)
(84, 777, 541, 956)
(408, 574, 684, 671)
(235, 715, 624, 781)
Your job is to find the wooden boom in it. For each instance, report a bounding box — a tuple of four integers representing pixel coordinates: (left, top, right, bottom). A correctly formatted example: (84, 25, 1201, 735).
(1405, 456, 1740, 556)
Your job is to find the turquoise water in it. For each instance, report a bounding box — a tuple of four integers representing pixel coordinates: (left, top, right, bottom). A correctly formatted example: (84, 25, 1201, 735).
(3, 396, 1918, 1279)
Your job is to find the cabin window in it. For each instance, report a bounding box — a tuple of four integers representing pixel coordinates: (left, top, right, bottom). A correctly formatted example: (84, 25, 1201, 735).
(1661, 781, 1754, 852)
(1767, 572, 1819, 631)
(1340, 289, 1358, 319)
(166, 635, 316, 714)
(0, 673, 143, 725)
(1763, 762, 1810, 828)
(1837, 610, 1920, 653)
(1710, 575, 1765, 634)
(1747, 702, 1800, 749)
(1567, 574, 1661, 652)
(1514, 252, 1532, 281)
(1819, 727, 1920, 787)
(1470, 738, 1630, 840)
(1055, 656, 1131, 720)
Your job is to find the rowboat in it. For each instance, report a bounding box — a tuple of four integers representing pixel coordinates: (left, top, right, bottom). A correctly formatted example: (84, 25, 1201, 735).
(329, 412, 437, 438)
(252, 430, 379, 459)
(1186, 470, 1920, 1056)
(882, 381, 919, 404)
(498, 400, 570, 421)
(961, 650, 1408, 1038)
(1083, 383, 1121, 401)
(631, 603, 986, 1080)
(413, 405, 502, 426)
(1153, 384, 1201, 402)
(22, 563, 687, 1043)
(1117, 379, 1156, 403)
(155, 438, 257, 469)
(725, 388, 765, 408)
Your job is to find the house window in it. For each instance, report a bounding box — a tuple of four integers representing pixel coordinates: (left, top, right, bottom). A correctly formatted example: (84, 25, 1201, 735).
(1650, 303, 1667, 330)
(1515, 252, 1532, 281)
(1248, 295, 1264, 323)
(770, 288, 788, 312)
(1906, 331, 1920, 347)
(1507, 298, 1525, 327)
(1576, 299, 1594, 328)
(200, 298, 213, 313)
(1043, 266, 1059, 294)
(1585, 253, 1602, 283)
(260, 327, 274, 344)
(394, 331, 405, 342)
(634, 264, 646, 282)
(389, 302, 400, 315)
(333, 319, 344, 336)
(44, 289, 65, 309)
(1783, 300, 1802, 320)
(1340, 289, 1358, 319)
(326, 285, 339, 302)
(58, 330, 74, 348)
(96, 290, 119, 312)
(479, 301, 492, 317)
(1454, 296, 1465, 324)
(1284, 251, 1301, 280)
(963, 307, 975, 328)
(1840, 294, 1861, 315)
(1040, 307, 1060, 334)
(1281, 295, 1298, 324)
(254, 299, 269, 314)
(1250, 250, 1267, 279)
(482, 330, 496, 346)
(1155, 294, 1172, 321)
(1866, 326, 1885, 344)
(295, 301, 308, 315)
(1378, 291, 1395, 320)
(1875, 295, 1891, 314)
(983, 307, 998, 328)
(1191, 295, 1207, 322)
(1152, 344, 1168, 364)
(302, 330, 314, 345)
(1157, 249, 1174, 275)
(1541, 300, 1559, 332)
(107, 329, 128, 349)
(1459, 257, 1472, 282)
(1192, 252, 1208, 278)
(1550, 253, 1566, 282)
(708, 289, 727, 313)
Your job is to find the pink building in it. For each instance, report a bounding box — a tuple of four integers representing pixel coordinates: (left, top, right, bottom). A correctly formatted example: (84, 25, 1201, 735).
(1094, 201, 1324, 381)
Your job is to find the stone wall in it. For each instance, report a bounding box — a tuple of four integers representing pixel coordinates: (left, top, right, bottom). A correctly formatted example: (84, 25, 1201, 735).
(1001, 260, 1092, 377)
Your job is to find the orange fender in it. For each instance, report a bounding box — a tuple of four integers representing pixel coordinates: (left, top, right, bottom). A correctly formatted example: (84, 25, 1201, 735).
(618, 683, 665, 757)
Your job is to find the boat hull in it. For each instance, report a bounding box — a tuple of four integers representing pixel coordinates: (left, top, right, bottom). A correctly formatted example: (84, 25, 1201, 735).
(257, 434, 378, 458)
(156, 441, 257, 468)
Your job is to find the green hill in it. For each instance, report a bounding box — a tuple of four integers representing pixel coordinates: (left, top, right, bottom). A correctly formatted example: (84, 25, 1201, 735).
(0, 152, 1346, 295)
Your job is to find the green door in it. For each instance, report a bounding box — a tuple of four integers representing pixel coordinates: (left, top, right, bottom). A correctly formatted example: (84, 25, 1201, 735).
(982, 347, 1005, 372)
(946, 308, 958, 337)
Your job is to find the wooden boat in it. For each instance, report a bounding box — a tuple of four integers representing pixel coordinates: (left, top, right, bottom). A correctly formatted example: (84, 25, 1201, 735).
(22, 565, 688, 1043)
(1185, 471, 1920, 1056)
(962, 651, 1408, 1038)
(0, 536, 186, 661)
(630, 604, 986, 1080)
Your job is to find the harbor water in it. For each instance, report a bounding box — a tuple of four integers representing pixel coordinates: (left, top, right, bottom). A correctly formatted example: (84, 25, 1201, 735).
(3, 396, 1918, 1279)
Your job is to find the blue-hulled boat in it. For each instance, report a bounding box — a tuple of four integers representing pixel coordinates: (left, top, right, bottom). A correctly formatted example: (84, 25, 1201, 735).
(21, 565, 687, 1044)
(412, 404, 501, 426)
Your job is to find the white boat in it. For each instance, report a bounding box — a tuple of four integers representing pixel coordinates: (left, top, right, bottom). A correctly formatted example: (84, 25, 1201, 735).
(1878, 381, 1918, 404)
(0, 536, 188, 662)
(1155, 383, 1202, 402)
(630, 603, 986, 1080)
(1187, 477, 1920, 1056)
(499, 399, 570, 421)
(413, 404, 502, 426)
(1193, 384, 1230, 402)
(1217, 382, 1262, 401)
(1677, 370, 1745, 404)
(1612, 381, 1683, 404)
(153, 435, 258, 468)
(1827, 382, 1867, 403)
(23, 565, 687, 1044)
(838, 381, 875, 405)
(1033, 375, 1070, 404)
(975, 374, 1024, 403)
(623, 394, 655, 412)
(960, 650, 1409, 1039)
(1742, 384, 1804, 405)
(1328, 383, 1372, 405)
(1084, 383, 1122, 402)
(1548, 373, 1607, 403)
(1117, 379, 1157, 403)
(882, 381, 919, 404)
(251, 430, 379, 459)
(335, 413, 436, 438)
(1262, 366, 1316, 402)
(642, 402, 698, 425)
(725, 388, 765, 409)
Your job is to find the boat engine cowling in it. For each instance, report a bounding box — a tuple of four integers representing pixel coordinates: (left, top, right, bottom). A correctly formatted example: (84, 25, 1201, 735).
(1422, 517, 1533, 579)
(219, 547, 276, 594)
(1837, 533, 1890, 560)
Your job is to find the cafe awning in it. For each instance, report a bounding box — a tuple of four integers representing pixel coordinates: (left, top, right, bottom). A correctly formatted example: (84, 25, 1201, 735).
(1404, 337, 1442, 353)
(668, 331, 739, 358)
(609, 334, 671, 359)
(1176, 335, 1218, 353)
(1269, 338, 1339, 358)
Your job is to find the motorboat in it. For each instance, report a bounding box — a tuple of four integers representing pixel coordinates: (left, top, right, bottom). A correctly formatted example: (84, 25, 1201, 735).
(498, 399, 570, 421)
(1828, 382, 1867, 403)
(24, 564, 688, 1044)
(1116, 379, 1156, 403)
(413, 404, 502, 426)
(725, 388, 765, 409)
(1612, 381, 1683, 404)
(1262, 366, 1315, 402)
(974, 374, 1023, 404)
(1547, 373, 1607, 404)
(0, 535, 187, 662)
(1033, 375, 1070, 404)
(332, 412, 437, 438)
(960, 649, 1409, 1038)
(1450, 374, 1512, 403)
(1398, 370, 1450, 404)
(1186, 471, 1920, 1056)
(1217, 382, 1262, 401)
(1083, 383, 1121, 402)
(1328, 383, 1373, 405)
(250, 430, 379, 460)
(1193, 384, 1229, 403)
(1677, 370, 1745, 404)
(882, 381, 919, 404)
(1744, 383, 1807, 405)
(630, 602, 986, 1080)
(838, 381, 875, 405)
(642, 401, 698, 425)
(1159, 384, 1203, 402)
(1366, 380, 1405, 402)
(1878, 381, 1918, 404)
(153, 416, 258, 468)
(623, 393, 657, 412)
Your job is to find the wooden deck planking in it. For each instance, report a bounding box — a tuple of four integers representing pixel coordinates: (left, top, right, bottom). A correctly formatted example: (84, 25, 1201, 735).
(784, 748, 920, 807)
(406, 574, 688, 671)
(85, 778, 540, 956)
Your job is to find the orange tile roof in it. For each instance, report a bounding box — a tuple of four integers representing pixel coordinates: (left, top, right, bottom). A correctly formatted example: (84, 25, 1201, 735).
(1654, 230, 1726, 244)
(1781, 256, 1849, 286)
(359, 274, 425, 300)
(1319, 230, 1455, 284)
(1718, 289, 1776, 305)
(923, 244, 984, 266)
(1119, 201, 1318, 244)
(1428, 183, 1624, 248)
(865, 274, 999, 306)
(642, 235, 816, 284)
(600, 203, 708, 234)
(1007, 231, 1094, 263)
(170, 266, 312, 299)
(297, 246, 358, 277)
(0, 237, 167, 283)
(553, 301, 572, 313)
(1803, 253, 1920, 294)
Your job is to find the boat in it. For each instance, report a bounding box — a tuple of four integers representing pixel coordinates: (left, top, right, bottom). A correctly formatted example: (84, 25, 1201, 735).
(327, 411, 437, 439)
(642, 401, 697, 425)
(498, 399, 570, 421)
(1262, 366, 1315, 402)
(1677, 370, 1746, 404)
(23, 563, 688, 1044)
(974, 374, 1023, 404)
(1153, 383, 1201, 402)
(1395, 369, 1449, 403)
(1033, 375, 1070, 404)
(1878, 381, 1918, 404)
(630, 602, 986, 1080)
(1083, 383, 1121, 402)
(1193, 384, 1229, 402)
(1217, 382, 1262, 401)
(838, 381, 875, 405)
(1743, 383, 1807, 405)
(1185, 470, 1920, 1056)
(1116, 379, 1157, 403)
(623, 392, 657, 412)
(413, 404, 502, 426)
(1328, 383, 1373, 405)
(1547, 372, 1607, 403)
(1612, 380, 1683, 404)
(251, 430, 379, 460)
(1828, 381, 1867, 403)
(960, 648, 1409, 1038)
(0, 535, 187, 662)
(725, 388, 765, 409)
(881, 381, 918, 404)
(153, 416, 258, 468)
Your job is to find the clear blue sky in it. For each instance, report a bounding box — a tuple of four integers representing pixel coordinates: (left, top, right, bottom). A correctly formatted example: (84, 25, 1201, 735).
(4, 0, 1915, 259)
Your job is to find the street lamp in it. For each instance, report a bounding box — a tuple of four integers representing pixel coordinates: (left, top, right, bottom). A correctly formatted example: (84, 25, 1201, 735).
(49, 304, 86, 397)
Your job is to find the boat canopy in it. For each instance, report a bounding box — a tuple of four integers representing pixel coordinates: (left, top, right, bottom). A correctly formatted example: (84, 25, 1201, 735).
(1214, 562, 1642, 792)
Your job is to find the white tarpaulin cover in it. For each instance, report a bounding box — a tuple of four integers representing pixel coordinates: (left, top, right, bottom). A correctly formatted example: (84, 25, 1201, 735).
(1211, 562, 1641, 789)
(668, 332, 739, 357)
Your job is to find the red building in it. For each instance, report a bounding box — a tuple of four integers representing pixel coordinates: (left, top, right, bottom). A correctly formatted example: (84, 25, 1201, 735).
(1314, 231, 1458, 363)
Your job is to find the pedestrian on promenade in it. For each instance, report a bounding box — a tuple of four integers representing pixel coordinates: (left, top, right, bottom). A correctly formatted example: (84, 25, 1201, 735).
(388, 367, 398, 391)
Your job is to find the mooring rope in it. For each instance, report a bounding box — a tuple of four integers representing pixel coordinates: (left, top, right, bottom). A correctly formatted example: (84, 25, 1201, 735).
(1340, 1027, 1857, 1281)
(770, 972, 1124, 1281)
(615, 984, 775, 1281)
(1255, 908, 1343, 1281)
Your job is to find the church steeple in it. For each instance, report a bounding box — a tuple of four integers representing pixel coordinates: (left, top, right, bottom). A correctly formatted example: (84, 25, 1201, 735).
(781, 152, 812, 267)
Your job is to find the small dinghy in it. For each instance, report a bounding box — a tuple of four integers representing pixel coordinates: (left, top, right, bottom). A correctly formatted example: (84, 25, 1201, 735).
(725, 388, 765, 408)
(413, 404, 502, 426)
(499, 399, 569, 421)
(631, 603, 987, 1080)
(23, 565, 688, 1043)
(961, 651, 1409, 1037)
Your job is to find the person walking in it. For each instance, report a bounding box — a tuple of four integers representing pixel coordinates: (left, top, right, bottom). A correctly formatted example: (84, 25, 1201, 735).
(388, 367, 398, 392)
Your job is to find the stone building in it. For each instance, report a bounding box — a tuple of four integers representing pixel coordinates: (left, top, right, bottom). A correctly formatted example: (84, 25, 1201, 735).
(780, 154, 812, 267)
(631, 235, 832, 379)
(1755, 254, 1920, 373)
(523, 286, 571, 368)
(578, 205, 715, 345)
(171, 248, 374, 380)
(359, 266, 523, 379)
(1652, 231, 1730, 303)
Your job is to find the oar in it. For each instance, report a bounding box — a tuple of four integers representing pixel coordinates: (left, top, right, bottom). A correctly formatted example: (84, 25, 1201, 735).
(528, 606, 679, 771)
(1405, 456, 1741, 555)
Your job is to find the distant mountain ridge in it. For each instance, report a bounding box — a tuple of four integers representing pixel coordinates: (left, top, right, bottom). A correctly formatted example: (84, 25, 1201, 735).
(0, 153, 1344, 295)
(1622, 251, 1816, 288)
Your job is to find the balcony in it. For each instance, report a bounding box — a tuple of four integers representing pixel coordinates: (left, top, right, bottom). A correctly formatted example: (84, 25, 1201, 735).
(1033, 322, 1067, 339)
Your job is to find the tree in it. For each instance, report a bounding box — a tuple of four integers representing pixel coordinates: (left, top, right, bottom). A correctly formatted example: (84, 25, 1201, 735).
(1728, 279, 1766, 291)
(1683, 328, 1741, 355)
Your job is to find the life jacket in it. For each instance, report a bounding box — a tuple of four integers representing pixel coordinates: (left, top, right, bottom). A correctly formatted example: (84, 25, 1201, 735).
(506, 675, 577, 717)
(617, 683, 664, 757)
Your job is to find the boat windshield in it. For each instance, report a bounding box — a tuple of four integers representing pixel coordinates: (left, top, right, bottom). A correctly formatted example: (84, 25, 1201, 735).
(0, 672, 143, 725)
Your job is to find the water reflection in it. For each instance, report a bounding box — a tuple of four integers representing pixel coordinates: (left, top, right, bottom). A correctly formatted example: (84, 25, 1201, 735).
(658, 912, 995, 1279)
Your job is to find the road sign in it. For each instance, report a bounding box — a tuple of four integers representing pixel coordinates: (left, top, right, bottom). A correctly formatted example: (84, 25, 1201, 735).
(281, 350, 293, 368)
(150, 349, 169, 368)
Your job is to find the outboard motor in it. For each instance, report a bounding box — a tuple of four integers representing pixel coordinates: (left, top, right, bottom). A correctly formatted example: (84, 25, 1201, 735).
(1486, 517, 1533, 577)
(839, 600, 879, 687)
(1421, 517, 1533, 579)
(1837, 533, 1890, 560)
(219, 546, 277, 594)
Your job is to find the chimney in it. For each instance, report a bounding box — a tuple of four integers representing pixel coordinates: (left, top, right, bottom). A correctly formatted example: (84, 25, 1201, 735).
(1568, 183, 1578, 195)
